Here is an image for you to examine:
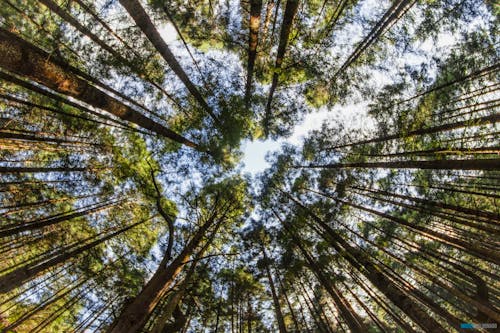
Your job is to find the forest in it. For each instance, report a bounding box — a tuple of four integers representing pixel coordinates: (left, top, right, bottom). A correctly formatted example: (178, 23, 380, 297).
(0, 0, 498, 332)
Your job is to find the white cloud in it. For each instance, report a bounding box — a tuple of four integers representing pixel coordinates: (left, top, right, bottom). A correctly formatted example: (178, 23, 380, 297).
(158, 23, 178, 43)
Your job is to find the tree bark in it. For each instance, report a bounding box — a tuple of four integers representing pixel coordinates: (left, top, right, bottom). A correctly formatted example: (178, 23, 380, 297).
(0, 28, 203, 150)
(263, 0, 300, 136)
(262, 244, 288, 333)
(118, 0, 220, 126)
(107, 212, 222, 333)
(298, 158, 500, 171)
(0, 217, 150, 293)
(245, 0, 263, 107)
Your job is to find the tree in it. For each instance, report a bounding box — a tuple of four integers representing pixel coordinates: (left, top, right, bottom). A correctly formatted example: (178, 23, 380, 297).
(1, 0, 498, 332)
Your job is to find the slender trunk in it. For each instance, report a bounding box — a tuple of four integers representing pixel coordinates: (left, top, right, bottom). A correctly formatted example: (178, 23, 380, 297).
(276, 273, 300, 332)
(0, 217, 150, 293)
(263, 0, 300, 136)
(0, 72, 144, 133)
(299, 279, 330, 333)
(0, 130, 98, 146)
(365, 146, 500, 158)
(298, 158, 500, 171)
(353, 188, 499, 235)
(0, 28, 202, 150)
(340, 279, 388, 333)
(340, 221, 468, 327)
(0, 193, 96, 215)
(71, 0, 139, 57)
(107, 212, 222, 333)
(401, 62, 500, 104)
(214, 300, 221, 332)
(247, 295, 253, 333)
(30, 285, 87, 333)
(262, 244, 288, 333)
(261, 0, 275, 45)
(335, 0, 416, 75)
(4, 277, 89, 330)
(308, 188, 500, 264)
(275, 194, 448, 332)
(0, 199, 120, 238)
(293, 234, 367, 333)
(0, 166, 88, 173)
(348, 270, 418, 333)
(327, 113, 500, 150)
(353, 217, 498, 322)
(38, 0, 177, 110)
(352, 186, 500, 223)
(118, 0, 220, 126)
(245, 0, 263, 107)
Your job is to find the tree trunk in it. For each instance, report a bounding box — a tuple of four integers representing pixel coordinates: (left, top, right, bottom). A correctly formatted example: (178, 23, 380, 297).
(292, 232, 367, 333)
(263, 0, 300, 136)
(276, 195, 448, 332)
(352, 186, 500, 223)
(328, 113, 500, 150)
(335, 0, 416, 75)
(118, 0, 220, 126)
(0, 28, 202, 150)
(0, 217, 149, 293)
(106, 213, 220, 333)
(262, 245, 288, 333)
(0, 199, 120, 238)
(0, 166, 88, 173)
(245, 0, 263, 107)
(298, 158, 500, 171)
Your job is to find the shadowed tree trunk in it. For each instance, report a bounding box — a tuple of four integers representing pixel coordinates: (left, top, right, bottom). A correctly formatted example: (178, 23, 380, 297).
(106, 205, 227, 333)
(261, 244, 287, 333)
(274, 193, 449, 333)
(0, 28, 203, 150)
(263, 0, 300, 136)
(327, 113, 500, 150)
(245, 0, 263, 108)
(118, 0, 220, 126)
(296, 158, 500, 171)
(0, 217, 150, 293)
(294, 239, 367, 333)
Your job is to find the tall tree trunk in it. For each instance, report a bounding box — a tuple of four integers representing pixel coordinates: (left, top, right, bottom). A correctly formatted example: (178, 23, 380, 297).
(0, 72, 144, 132)
(39, 0, 179, 109)
(0, 166, 88, 173)
(298, 158, 500, 171)
(335, 0, 416, 75)
(263, 0, 300, 136)
(327, 113, 500, 150)
(276, 272, 300, 332)
(351, 186, 500, 223)
(118, 0, 220, 126)
(245, 0, 263, 107)
(0, 28, 203, 150)
(0, 199, 120, 238)
(0, 217, 150, 293)
(293, 233, 367, 333)
(275, 194, 448, 333)
(262, 244, 288, 333)
(106, 213, 222, 333)
(401, 62, 500, 104)
(306, 188, 500, 264)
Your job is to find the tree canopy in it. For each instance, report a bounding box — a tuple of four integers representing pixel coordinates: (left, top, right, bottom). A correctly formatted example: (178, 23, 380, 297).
(0, 0, 498, 332)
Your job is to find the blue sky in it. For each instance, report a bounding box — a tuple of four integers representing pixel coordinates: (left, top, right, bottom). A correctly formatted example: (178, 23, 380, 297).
(239, 103, 376, 175)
